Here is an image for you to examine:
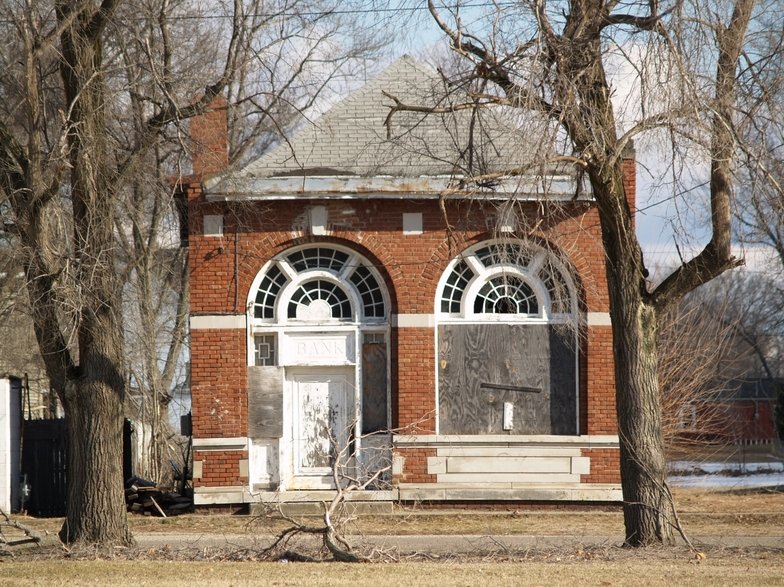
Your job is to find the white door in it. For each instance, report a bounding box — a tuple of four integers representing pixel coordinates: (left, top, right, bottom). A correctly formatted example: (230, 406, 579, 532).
(289, 369, 354, 489)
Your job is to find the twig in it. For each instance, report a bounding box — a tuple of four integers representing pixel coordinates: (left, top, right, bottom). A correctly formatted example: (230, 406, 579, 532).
(0, 509, 42, 547)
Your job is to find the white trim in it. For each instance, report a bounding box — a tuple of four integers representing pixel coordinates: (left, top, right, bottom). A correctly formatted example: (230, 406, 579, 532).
(394, 435, 620, 448)
(194, 487, 251, 505)
(193, 437, 249, 451)
(204, 175, 592, 202)
(587, 312, 612, 326)
(190, 314, 246, 330)
(433, 239, 581, 435)
(464, 265, 549, 319)
(393, 313, 435, 328)
(435, 238, 579, 322)
(397, 485, 622, 502)
(247, 244, 391, 326)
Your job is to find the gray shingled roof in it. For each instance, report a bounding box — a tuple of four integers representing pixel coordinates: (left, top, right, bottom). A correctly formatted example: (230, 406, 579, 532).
(204, 56, 586, 200)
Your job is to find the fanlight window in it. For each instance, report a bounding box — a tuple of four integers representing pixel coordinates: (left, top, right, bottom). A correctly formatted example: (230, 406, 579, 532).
(252, 246, 387, 322)
(288, 279, 352, 320)
(349, 265, 385, 318)
(286, 247, 349, 272)
(438, 240, 576, 320)
(440, 260, 475, 313)
(255, 265, 288, 319)
(474, 276, 538, 315)
(474, 243, 533, 268)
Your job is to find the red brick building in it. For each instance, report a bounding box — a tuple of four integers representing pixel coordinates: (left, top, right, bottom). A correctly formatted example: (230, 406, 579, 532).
(186, 58, 624, 507)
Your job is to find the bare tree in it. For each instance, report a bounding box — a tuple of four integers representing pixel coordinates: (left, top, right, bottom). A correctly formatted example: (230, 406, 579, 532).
(657, 291, 744, 455)
(0, 249, 52, 417)
(382, 0, 774, 545)
(0, 0, 259, 546)
(258, 421, 393, 563)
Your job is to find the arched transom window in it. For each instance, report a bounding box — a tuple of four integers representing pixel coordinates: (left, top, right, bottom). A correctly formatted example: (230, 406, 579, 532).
(437, 240, 577, 322)
(252, 245, 388, 323)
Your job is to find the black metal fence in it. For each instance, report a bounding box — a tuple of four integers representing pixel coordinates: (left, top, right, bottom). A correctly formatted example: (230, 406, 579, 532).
(21, 419, 68, 517)
(20, 419, 133, 517)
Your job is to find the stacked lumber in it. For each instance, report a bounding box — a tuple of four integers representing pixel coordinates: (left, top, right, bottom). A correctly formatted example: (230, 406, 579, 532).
(125, 477, 192, 517)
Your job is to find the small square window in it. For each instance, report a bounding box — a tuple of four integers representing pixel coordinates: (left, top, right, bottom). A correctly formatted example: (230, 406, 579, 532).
(254, 334, 277, 366)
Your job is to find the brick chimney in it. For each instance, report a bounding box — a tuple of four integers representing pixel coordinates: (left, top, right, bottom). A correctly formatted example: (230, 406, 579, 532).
(190, 95, 229, 178)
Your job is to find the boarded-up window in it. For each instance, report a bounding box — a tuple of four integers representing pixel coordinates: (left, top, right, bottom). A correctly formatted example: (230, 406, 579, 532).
(438, 324, 576, 435)
(248, 366, 284, 438)
(362, 334, 388, 433)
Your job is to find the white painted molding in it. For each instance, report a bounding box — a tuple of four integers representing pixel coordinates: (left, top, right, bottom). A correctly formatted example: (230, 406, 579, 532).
(587, 312, 612, 326)
(193, 486, 249, 505)
(397, 485, 622, 502)
(205, 175, 593, 202)
(190, 314, 246, 330)
(192, 437, 249, 451)
(394, 434, 620, 448)
(392, 313, 435, 328)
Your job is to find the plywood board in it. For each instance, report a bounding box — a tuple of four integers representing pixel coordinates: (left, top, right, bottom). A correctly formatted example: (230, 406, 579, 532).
(362, 342, 388, 433)
(247, 366, 284, 438)
(438, 324, 576, 435)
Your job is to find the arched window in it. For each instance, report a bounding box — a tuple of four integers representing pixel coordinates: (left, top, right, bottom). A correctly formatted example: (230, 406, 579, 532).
(251, 245, 388, 323)
(435, 239, 579, 436)
(438, 240, 576, 321)
(248, 244, 390, 437)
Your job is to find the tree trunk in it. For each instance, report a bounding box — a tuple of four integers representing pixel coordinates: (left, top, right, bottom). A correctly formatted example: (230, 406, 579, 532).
(61, 376, 133, 546)
(55, 2, 132, 546)
(612, 298, 673, 546)
(593, 166, 674, 547)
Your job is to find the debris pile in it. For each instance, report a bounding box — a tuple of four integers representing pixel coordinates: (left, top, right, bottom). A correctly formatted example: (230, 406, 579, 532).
(125, 477, 192, 517)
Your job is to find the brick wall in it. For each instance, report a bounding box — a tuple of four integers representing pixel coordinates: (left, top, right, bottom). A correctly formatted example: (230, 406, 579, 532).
(193, 449, 248, 487)
(395, 327, 436, 431)
(191, 96, 228, 178)
(585, 326, 617, 435)
(190, 328, 247, 438)
(581, 448, 621, 484)
(394, 448, 437, 484)
(186, 196, 612, 316)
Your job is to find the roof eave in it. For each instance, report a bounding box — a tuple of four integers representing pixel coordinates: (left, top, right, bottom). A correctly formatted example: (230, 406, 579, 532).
(204, 175, 593, 203)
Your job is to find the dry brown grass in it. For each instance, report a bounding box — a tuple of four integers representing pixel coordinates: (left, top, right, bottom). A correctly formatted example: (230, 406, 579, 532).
(2, 489, 782, 585)
(0, 555, 783, 587)
(12, 487, 784, 539)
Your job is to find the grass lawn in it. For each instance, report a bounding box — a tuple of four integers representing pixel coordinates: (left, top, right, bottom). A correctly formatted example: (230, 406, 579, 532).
(13, 487, 784, 538)
(2, 487, 781, 586)
(1, 556, 783, 586)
